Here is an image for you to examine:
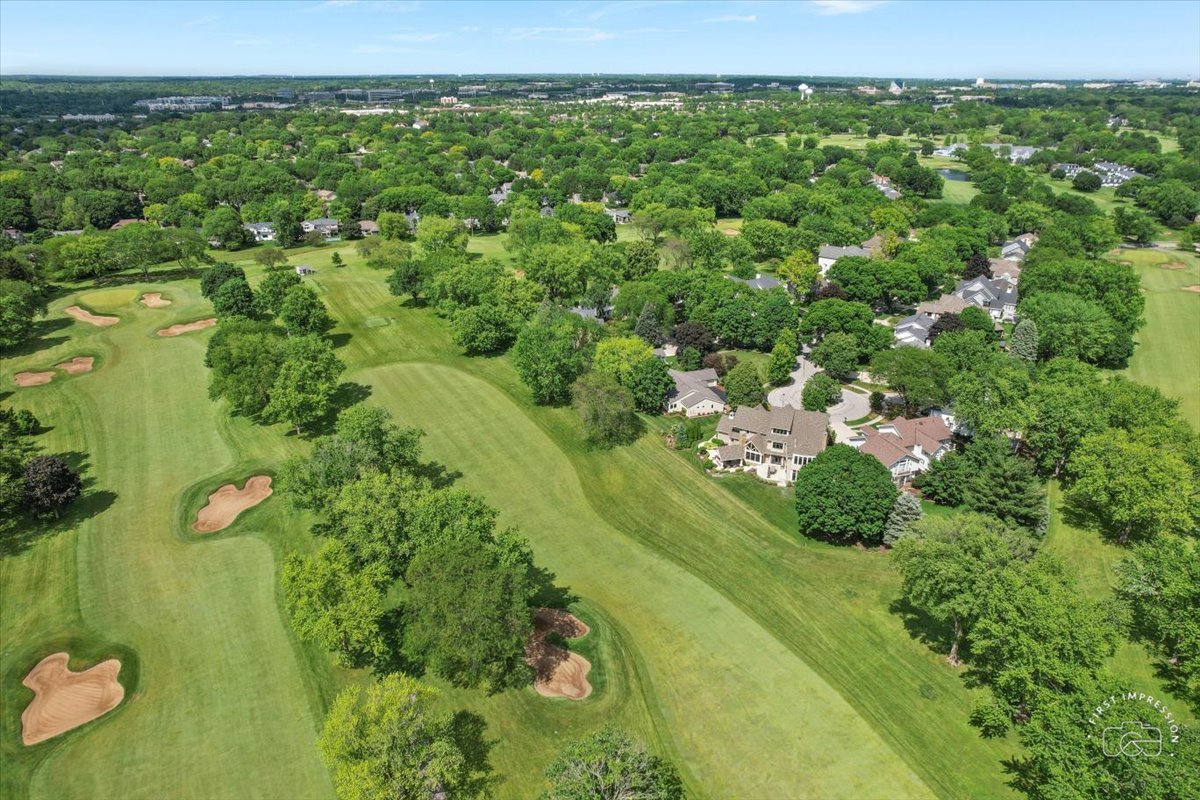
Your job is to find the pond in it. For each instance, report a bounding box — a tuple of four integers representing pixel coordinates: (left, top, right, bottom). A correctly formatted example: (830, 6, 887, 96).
(937, 168, 970, 182)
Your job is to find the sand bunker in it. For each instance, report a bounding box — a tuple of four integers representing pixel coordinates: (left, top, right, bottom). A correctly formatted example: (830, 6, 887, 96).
(1160, 262, 1187, 270)
(139, 292, 172, 308)
(526, 609, 593, 701)
(192, 475, 273, 533)
(65, 306, 119, 327)
(15, 371, 55, 387)
(21, 652, 124, 746)
(157, 318, 217, 337)
(55, 356, 94, 374)
(1183, 285, 1200, 293)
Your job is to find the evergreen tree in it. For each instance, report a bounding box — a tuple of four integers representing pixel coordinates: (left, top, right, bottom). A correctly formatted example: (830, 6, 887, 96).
(633, 302, 664, 346)
(884, 492, 923, 545)
(1010, 318, 1038, 363)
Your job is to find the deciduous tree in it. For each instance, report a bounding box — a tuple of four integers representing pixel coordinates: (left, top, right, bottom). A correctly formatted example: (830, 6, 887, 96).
(794, 445, 895, 544)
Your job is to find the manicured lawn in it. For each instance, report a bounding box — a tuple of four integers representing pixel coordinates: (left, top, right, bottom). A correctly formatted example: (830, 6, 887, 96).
(4, 246, 1072, 799)
(1041, 483, 1196, 725)
(1115, 248, 1200, 429)
(2, 282, 337, 800)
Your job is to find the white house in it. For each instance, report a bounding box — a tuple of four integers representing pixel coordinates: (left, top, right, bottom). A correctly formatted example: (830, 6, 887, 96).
(954, 276, 1018, 322)
(817, 244, 870, 277)
(243, 222, 275, 242)
(850, 416, 954, 484)
(301, 217, 340, 236)
(665, 368, 726, 417)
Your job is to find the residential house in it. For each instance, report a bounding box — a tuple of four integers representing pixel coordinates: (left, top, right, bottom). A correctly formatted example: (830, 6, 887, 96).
(988, 258, 1022, 283)
(954, 276, 1018, 322)
(295, 265, 315, 276)
(817, 244, 870, 277)
(301, 217, 340, 236)
(916, 294, 969, 318)
(850, 416, 954, 484)
(893, 313, 935, 348)
(871, 174, 901, 199)
(712, 405, 829, 484)
(665, 368, 726, 417)
(357, 220, 380, 236)
(605, 208, 631, 224)
(1000, 233, 1036, 262)
(488, 182, 513, 205)
(727, 273, 783, 291)
(243, 222, 276, 242)
(2, 228, 24, 243)
(405, 210, 421, 233)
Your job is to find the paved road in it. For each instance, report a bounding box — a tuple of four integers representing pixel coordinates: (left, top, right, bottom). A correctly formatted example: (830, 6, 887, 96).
(767, 356, 870, 442)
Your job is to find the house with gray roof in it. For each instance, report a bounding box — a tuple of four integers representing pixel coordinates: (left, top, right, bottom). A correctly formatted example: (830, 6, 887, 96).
(712, 405, 829, 484)
(665, 368, 726, 417)
(817, 244, 870, 277)
(954, 276, 1018, 322)
(301, 217, 340, 236)
(1000, 233, 1037, 262)
(894, 313, 935, 348)
(727, 272, 783, 291)
(243, 221, 276, 242)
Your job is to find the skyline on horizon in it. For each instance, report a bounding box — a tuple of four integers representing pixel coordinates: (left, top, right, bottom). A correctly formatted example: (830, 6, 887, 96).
(1, 1, 1198, 80)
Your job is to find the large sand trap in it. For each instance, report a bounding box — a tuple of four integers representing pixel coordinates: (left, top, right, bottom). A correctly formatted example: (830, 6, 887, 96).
(55, 356, 95, 374)
(15, 371, 55, 387)
(1160, 262, 1187, 270)
(192, 475, 273, 533)
(526, 609, 593, 700)
(21, 652, 124, 746)
(1183, 285, 1200, 293)
(158, 318, 217, 337)
(65, 306, 119, 327)
(139, 292, 172, 308)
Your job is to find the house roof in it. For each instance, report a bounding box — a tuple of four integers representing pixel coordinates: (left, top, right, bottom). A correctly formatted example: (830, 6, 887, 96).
(358, 220, 380, 232)
(244, 221, 274, 231)
(667, 368, 725, 409)
(818, 244, 870, 261)
(858, 416, 953, 468)
(916, 295, 968, 316)
(304, 217, 339, 226)
(717, 405, 828, 458)
(727, 273, 782, 291)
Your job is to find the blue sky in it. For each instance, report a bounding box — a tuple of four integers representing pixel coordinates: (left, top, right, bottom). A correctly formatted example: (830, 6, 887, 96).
(2, 1, 1198, 79)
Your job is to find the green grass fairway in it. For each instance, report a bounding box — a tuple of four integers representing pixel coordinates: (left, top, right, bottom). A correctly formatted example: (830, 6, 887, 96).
(5, 247, 1039, 798)
(3, 285, 337, 800)
(1116, 248, 1200, 429)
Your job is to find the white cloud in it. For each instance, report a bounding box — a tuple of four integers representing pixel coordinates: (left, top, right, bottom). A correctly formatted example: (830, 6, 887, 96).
(582, 1, 682, 22)
(185, 15, 219, 27)
(809, 0, 889, 14)
(700, 14, 757, 24)
(458, 25, 481, 33)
